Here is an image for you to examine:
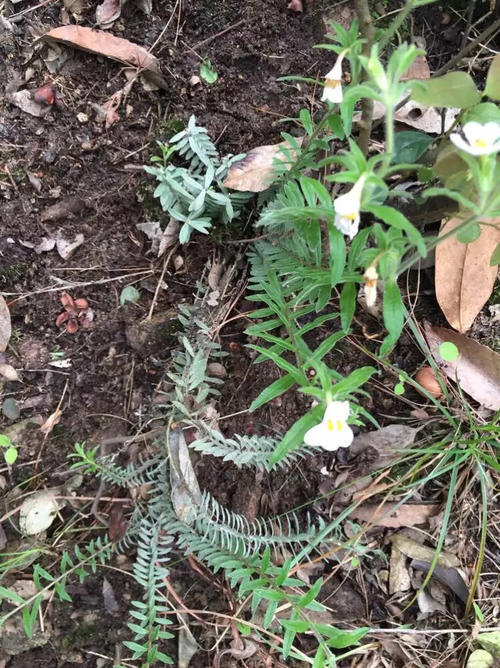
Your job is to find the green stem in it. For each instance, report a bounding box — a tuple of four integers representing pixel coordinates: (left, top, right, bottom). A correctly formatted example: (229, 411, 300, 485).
(465, 459, 488, 617)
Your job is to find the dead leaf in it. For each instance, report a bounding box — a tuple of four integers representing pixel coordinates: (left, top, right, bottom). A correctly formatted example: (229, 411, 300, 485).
(389, 543, 411, 593)
(417, 590, 446, 615)
(40, 408, 62, 435)
(411, 559, 469, 603)
(402, 55, 430, 81)
(0, 364, 20, 382)
(96, 0, 122, 27)
(169, 428, 202, 523)
(19, 237, 56, 254)
(435, 217, 500, 333)
(108, 505, 128, 542)
(56, 231, 84, 259)
(350, 503, 439, 528)
(223, 138, 303, 192)
(349, 424, 419, 467)
(0, 294, 11, 352)
(390, 534, 460, 568)
(43, 26, 167, 89)
(424, 323, 500, 410)
(102, 576, 120, 613)
(361, 100, 458, 134)
(40, 197, 86, 222)
(101, 90, 122, 127)
(8, 90, 51, 117)
(19, 488, 63, 535)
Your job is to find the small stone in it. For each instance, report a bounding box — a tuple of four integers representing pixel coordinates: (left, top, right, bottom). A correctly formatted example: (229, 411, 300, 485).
(81, 141, 93, 151)
(76, 112, 88, 123)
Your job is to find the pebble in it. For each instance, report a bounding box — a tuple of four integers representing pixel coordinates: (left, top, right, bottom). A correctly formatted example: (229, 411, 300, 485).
(76, 112, 88, 123)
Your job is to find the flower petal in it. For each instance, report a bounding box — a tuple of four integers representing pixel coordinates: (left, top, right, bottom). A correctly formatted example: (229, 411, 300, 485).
(324, 400, 350, 422)
(321, 81, 343, 103)
(450, 132, 475, 155)
(304, 422, 331, 447)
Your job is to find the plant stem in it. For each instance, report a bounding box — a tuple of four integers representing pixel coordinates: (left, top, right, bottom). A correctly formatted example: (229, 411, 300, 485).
(353, 0, 376, 155)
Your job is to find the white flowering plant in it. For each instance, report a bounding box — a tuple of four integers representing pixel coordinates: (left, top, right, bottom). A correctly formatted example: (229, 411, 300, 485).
(242, 2, 500, 467)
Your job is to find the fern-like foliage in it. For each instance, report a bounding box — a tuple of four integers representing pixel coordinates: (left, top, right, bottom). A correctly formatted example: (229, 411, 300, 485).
(144, 115, 251, 243)
(189, 420, 312, 471)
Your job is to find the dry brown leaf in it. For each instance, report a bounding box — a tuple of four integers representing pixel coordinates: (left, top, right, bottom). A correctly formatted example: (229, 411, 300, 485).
(96, 0, 122, 27)
(435, 217, 500, 333)
(56, 231, 85, 259)
(223, 139, 303, 192)
(390, 533, 460, 568)
(349, 424, 419, 467)
(8, 90, 51, 117)
(350, 503, 439, 528)
(0, 294, 11, 352)
(401, 55, 430, 81)
(40, 408, 62, 435)
(362, 100, 458, 134)
(424, 323, 500, 410)
(43, 26, 167, 89)
(0, 364, 20, 382)
(389, 544, 411, 594)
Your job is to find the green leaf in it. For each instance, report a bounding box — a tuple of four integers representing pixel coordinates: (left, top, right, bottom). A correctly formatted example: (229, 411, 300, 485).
(328, 223, 346, 288)
(393, 130, 433, 164)
(200, 59, 218, 84)
(249, 346, 305, 384)
(439, 341, 459, 362)
(331, 366, 375, 397)
(340, 281, 356, 332)
(485, 54, 500, 100)
(490, 243, 500, 267)
(316, 624, 369, 648)
(367, 204, 426, 256)
(380, 279, 404, 356)
(0, 586, 25, 605)
(456, 222, 481, 244)
(0, 434, 11, 448)
(463, 102, 500, 126)
(394, 382, 405, 395)
(120, 285, 141, 305)
(249, 374, 295, 412)
(269, 404, 324, 467)
(411, 72, 481, 108)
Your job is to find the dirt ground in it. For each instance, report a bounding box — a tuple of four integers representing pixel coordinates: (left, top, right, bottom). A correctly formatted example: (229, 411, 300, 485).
(0, 0, 499, 666)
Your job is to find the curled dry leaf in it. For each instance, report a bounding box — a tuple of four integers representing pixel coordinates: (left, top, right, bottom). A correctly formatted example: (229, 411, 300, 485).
(223, 138, 303, 192)
(169, 428, 202, 523)
(435, 217, 500, 333)
(0, 294, 11, 352)
(0, 363, 20, 382)
(424, 323, 500, 410)
(43, 26, 167, 89)
(19, 488, 63, 535)
(362, 100, 458, 134)
(96, 0, 122, 27)
(40, 407, 62, 435)
(349, 503, 439, 528)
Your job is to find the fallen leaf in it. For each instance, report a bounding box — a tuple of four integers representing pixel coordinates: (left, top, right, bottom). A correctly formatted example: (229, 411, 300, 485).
(56, 231, 85, 259)
(169, 428, 202, 523)
(389, 543, 411, 593)
(19, 237, 56, 254)
(417, 590, 446, 615)
(390, 534, 460, 568)
(350, 503, 439, 528)
(435, 217, 500, 332)
(0, 363, 20, 382)
(108, 505, 128, 542)
(411, 559, 469, 603)
(8, 90, 51, 117)
(43, 26, 167, 89)
(349, 424, 419, 467)
(101, 89, 122, 127)
(40, 408, 62, 435)
(178, 619, 200, 668)
(223, 138, 303, 192)
(423, 323, 500, 410)
(19, 489, 63, 535)
(402, 54, 430, 81)
(40, 197, 86, 222)
(102, 576, 120, 613)
(361, 100, 458, 134)
(0, 294, 11, 352)
(96, 0, 122, 27)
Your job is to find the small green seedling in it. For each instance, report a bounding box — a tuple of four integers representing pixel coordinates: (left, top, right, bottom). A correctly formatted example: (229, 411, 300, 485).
(200, 59, 218, 84)
(120, 286, 141, 306)
(0, 434, 18, 465)
(394, 373, 405, 395)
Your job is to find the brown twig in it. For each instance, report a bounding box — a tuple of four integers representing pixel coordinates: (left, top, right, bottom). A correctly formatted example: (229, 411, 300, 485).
(353, 0, 376, 156)
(189, 19, 247, 52)
(434, 16, 500, 76)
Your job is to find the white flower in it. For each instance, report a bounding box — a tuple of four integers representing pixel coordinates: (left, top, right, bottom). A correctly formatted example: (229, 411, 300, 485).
(321, 52, 346, 104)
(334, 175, 366, 239)
(304, 401, 353, 451)
(450, 121, 500, 156)
(363, 265, 378, 307)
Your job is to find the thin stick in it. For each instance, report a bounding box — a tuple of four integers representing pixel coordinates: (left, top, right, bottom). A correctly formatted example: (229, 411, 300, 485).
(146, 242, 179, 320)
(189, 19, 246, 51)
(434, 16, 500, 76)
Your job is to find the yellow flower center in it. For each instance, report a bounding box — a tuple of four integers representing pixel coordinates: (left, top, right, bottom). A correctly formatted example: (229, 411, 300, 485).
(343, 213, 356, 222)
(327, 419, 344, 432)
(325, 78, 341, 89)
(474, 138, 487, 149)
